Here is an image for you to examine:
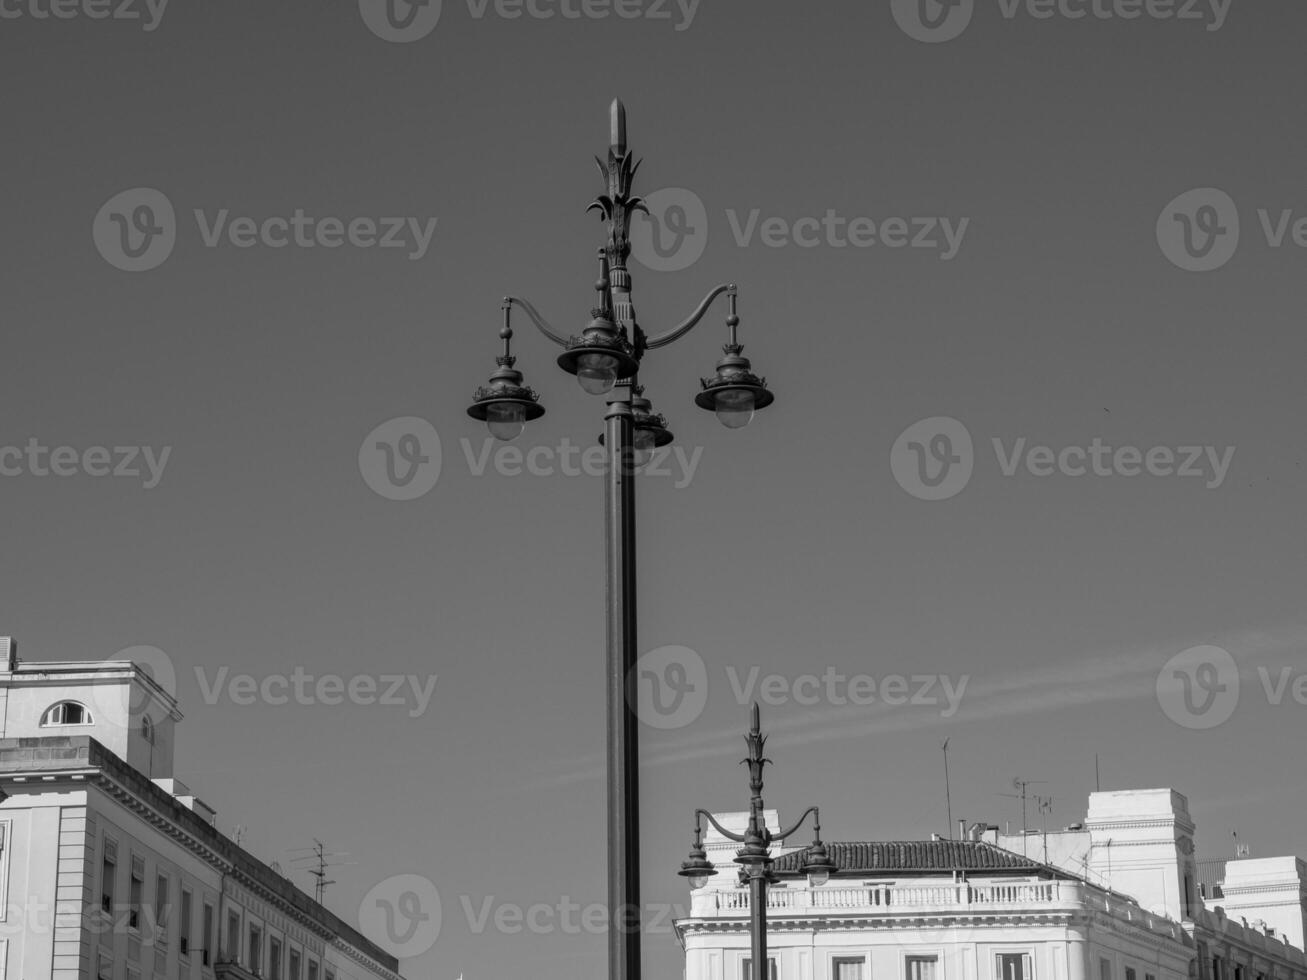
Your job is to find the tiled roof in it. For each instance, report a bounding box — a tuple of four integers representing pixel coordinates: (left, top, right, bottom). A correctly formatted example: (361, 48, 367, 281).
(772, 840, 1066, 877)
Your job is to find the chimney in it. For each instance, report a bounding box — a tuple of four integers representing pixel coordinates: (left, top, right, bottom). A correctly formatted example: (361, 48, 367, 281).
(958, 819, 967, 840)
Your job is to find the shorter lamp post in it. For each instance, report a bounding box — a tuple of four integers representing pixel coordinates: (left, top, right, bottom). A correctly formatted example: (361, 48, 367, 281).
(678, 704, 837, 980)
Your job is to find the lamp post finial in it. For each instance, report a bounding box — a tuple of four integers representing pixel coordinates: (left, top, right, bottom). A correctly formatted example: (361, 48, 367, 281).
(611, 98, 627, 154)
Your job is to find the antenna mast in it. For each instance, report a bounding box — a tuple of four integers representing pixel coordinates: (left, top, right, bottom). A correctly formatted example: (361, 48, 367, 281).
(998, 778, 1048, 856)
(942, 739, 954, 838)
(288, 839, 353, 906)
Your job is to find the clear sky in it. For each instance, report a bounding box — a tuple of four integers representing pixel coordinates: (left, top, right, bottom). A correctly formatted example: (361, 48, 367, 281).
(3, 0, 1306, 977)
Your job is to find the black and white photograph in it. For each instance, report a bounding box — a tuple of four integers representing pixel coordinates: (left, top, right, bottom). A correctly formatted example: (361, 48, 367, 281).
(0, 1, 1303, 978)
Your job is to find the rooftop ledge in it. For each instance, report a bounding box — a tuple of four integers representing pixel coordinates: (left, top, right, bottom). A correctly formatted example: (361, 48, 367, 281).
(686, 880, 1189, 942)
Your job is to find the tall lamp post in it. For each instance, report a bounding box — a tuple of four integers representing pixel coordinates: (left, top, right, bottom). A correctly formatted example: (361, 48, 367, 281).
(467, 100, 776, 980)
(677, 704, 837, 979)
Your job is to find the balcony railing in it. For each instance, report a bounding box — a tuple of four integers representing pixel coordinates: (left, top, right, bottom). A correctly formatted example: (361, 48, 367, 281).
(702, 880, 1068, 914)
(689, 879, 1184, 940)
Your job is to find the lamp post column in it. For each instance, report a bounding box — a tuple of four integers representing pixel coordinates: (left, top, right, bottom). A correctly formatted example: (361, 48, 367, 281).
(750, 865, 769, 980)
(605, 382, 640, 980)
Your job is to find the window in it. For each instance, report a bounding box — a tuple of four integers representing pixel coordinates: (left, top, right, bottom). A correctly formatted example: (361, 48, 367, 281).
(1213, 958, 1223, 980)
(1101, 960, 1112, 980)
(270, 936, 283, 979)
(999, 954, 1033, 980)
(290, 949, 302, 980)
(180, 889, 192, 957)
(100, 839, 117, 914)
(142, 716, 154, 743)
(834, 958, 866, 980)
(227, 910, 241, 959)
(98, 949, 113, 979)
(128, 858, 144, 930)
(308, 961, 319, 980)
(42, 700, 92, 726)
(744, 958, 778, 980)
(202, 902, 214, 966)
(325, 969, 336, 980)
(1127, 969, 1137, 980)
(908, 957, 940, 980)
(249, 924, 262, 972)
(154, 873, 169, 940)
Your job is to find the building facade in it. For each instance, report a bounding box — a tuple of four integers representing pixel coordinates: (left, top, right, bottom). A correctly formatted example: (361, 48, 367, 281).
(0, 640, 404, 980)
(676, 790, 1307, 980)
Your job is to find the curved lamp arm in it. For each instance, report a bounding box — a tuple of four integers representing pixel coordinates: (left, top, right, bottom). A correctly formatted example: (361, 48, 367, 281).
(503, 296, 570, 348)
(775, 806, 822, 843)
(644, 283, 737, 351)
(694, 808, 747, 844)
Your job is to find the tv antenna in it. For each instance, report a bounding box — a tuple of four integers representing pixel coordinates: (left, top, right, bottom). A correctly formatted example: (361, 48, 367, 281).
(998, 778, 1048, 855)
(288, 839, 354, 905)
(941, 739, 954, 839)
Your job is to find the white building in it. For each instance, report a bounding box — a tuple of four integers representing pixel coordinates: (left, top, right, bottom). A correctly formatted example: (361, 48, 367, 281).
(0, 639, 404, 980)
(676, 790, 1307, 980)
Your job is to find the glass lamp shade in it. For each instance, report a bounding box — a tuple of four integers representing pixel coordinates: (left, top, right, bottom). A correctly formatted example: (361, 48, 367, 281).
(806, 869, 830, 888)
(485, 402, 527, 442)
(576, 352, 621, 395)
(714, 388, 756, 429)
(688, 873, 711, 890)
(633, 427, 657, 467)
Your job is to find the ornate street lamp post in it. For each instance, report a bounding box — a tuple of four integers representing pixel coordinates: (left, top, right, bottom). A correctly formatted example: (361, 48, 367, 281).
(467, 100, 775, 980)
(678, 705, 836, 980)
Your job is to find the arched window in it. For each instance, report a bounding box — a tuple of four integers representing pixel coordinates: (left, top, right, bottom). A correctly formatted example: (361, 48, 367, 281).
(41, 701, 92, 727)
(141, 716, 154, 744)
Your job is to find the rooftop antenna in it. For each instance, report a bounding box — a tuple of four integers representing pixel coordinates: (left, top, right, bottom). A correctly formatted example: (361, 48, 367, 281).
(1035, 795, 1054, 862)
(998, 778, 1047, 856)
(1095, 754, 1101, 792)
(942, 739, 954, 839)
(289, 839, 354, 906)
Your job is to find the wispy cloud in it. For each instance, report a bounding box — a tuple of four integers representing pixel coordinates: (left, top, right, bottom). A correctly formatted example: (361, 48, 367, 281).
(532, 624, 1305, 788)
